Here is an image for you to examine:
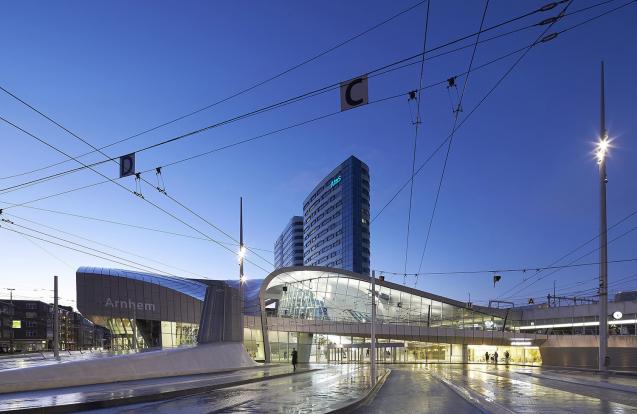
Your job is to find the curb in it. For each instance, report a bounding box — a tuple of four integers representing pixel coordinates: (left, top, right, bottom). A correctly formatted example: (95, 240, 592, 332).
(539, 364, 637, 377)
(428, 368, 515, 414)
(522, 372, 637, 394)
(328, 368, 391, 414)
(2, 368, 321, 414)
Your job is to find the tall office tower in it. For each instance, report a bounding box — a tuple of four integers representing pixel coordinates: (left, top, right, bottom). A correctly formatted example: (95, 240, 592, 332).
(303, 156, 370, 274)
(274, 216, 305, 269)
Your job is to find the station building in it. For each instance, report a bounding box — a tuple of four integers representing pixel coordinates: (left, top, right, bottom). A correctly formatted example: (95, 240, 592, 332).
(76, 266, 637, 370)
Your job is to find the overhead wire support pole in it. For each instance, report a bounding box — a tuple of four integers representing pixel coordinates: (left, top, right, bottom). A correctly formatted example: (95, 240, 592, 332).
(239, 197, 245, 333)
(53, 275, 59, 360)
(598, 61, 609, 371)
(7, 288, 14, 352)
(370, 270, 377, 384)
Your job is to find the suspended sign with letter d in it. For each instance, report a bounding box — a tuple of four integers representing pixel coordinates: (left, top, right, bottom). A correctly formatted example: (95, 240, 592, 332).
(119, 153, 136, 178)
(340, 75, 368, 111)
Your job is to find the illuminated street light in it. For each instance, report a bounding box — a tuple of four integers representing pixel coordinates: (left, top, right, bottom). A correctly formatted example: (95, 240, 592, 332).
(237, 246, 246, 263)
(595, 136, 610, 164)
(597, 62, 609, 371)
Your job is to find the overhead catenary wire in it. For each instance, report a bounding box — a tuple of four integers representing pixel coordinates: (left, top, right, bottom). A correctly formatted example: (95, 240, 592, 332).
(0, 115, 275, 277)
(417, 0, 508, 276)
(0, 11, 608, 210)
(0, 0, 591, 193)
(0, 0, 629, 249)
(375, 257, 637, 277)
(370, 0, 632, 227)
(17, 230, 75, 270)
(0, 199, 271, 251)
(403, 0, 431, 283)
(0, 218, 197, 278)
(0, 223, 190, 277)
(0, 0, 429, 182)
(501, 223, 637, 300)
(0, 0, 628, 290)
(2, 212, 211, 279)
(496, 204, 637, 300)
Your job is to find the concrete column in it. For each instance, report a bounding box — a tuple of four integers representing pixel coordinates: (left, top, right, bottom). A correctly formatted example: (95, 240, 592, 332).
(462, 343, 469, 363)
(297, 333, 313, 363)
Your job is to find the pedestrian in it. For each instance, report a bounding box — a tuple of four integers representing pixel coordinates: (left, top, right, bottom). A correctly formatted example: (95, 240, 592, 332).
(485, 351, 489, 363)
(504, 350, 510, 364)
(291, 348, 298, 371)
(494, 351, 499, 365)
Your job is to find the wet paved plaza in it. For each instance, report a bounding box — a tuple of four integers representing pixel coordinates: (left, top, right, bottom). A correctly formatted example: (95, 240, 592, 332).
(3, 360, 637, 412)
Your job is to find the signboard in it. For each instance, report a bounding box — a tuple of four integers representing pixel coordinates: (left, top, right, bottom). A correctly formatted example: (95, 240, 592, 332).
(329, 175, 342, 188)
(12, 320, 21, 329)
(119, 153, 136, 178)
(340, 75, 368, 111)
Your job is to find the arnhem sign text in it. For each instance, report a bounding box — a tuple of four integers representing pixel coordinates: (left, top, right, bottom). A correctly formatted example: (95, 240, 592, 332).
(105, 297, 156, 311)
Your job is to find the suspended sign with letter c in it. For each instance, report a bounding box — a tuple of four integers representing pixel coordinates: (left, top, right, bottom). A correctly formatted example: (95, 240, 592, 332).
(340, 75, 368, 111)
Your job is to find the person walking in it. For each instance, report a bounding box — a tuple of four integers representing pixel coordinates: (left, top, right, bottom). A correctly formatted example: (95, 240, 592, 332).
(504, 350, 510, 364)
(291, 348, 298, 371)
(485, 351, 489, 363)
(494, 351, 499, 365)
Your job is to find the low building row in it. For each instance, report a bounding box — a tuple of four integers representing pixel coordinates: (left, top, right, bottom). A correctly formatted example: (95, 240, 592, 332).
(0, 299, 110, 353)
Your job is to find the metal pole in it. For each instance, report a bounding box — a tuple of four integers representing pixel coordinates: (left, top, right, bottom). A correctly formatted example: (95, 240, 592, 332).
(7, 289, 15, 353)
(53, 276, 60, 360)
(553, 281, 556, 308)
(598, 61, 609, 371)
(370, 270, 377, 384)
(239, 197, 245, 334)
(132, 305, 138, 350)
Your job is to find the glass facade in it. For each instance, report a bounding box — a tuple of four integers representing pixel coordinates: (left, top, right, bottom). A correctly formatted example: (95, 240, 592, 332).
(265, 269, 505, 330)
(274, 216, 304, 269)
(258, 269, 540, 364)
(303, 156, 370, 275)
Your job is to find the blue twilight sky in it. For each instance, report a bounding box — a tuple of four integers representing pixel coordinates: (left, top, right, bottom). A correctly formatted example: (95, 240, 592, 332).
(0, 0, 636, 308)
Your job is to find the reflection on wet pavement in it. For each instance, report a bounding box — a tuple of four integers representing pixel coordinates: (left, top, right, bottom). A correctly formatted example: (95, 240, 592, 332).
(354, 365, 476, 414)
(433, 364, 637, 413)
(91, 365, 375, 413)
(0, 365, 303, 411)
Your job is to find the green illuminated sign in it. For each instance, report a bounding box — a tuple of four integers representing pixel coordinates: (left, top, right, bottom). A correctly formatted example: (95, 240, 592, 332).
(329, 175, 342, 188)
(12, 320, 21, 329)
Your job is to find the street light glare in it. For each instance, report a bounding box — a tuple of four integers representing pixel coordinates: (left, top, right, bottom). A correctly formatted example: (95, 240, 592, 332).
(237, 246, 246, 263)
(595, 136, 611, 164)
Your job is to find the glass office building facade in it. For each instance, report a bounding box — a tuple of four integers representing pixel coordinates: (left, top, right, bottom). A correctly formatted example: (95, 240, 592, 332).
(274, 216, 304, 269)
(303, 156, 370, 275)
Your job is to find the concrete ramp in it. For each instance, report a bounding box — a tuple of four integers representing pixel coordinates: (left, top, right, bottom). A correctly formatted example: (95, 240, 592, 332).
(0, 342, 258, 394)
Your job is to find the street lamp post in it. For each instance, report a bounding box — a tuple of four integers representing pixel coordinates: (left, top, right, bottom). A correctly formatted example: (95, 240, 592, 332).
(596, 61, 609, 371)
(238, 197, 245, 333)
(7, 288, 15, 353)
